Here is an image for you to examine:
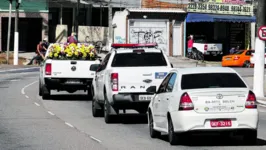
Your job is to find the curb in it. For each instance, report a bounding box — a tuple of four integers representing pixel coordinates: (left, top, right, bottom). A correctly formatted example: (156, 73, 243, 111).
(0, 67, 39, 73)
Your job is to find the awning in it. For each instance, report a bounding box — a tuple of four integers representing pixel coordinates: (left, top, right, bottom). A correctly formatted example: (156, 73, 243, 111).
(186, 13, 256, 23)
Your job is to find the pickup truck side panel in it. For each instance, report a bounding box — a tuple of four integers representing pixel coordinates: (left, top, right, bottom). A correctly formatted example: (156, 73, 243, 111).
(193, 43, 223, 55)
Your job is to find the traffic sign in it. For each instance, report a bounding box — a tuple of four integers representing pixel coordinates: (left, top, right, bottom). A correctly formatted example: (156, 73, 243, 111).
(258, 26, 266, 41)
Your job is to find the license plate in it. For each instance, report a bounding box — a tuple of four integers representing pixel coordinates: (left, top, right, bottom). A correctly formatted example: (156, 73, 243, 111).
(226, 58, 231, 60)
(66, 80, 80, 84)
(210, 120, 232, 127)
(139, 95, 153, 101)
(211, 52, 217, 54)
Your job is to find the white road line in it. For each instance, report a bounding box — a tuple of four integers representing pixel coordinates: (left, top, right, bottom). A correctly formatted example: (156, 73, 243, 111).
(34, 102, 40, 106)
(47, 111, 55, 116)
(90, 136, 102, 143)
(65, 122, 74, 128)
(25, 95, 29, 99)
(21, 80, 38, 95)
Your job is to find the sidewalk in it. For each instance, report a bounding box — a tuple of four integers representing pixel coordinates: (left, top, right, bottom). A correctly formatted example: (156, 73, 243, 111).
(168, 56, 222, 68)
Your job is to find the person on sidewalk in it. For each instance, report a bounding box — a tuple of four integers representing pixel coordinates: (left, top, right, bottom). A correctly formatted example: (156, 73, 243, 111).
(187, 35, 194, 58)
(67, 32, 78, 44)
(27, 41, 47, 65)
(229, 47, 236, 54)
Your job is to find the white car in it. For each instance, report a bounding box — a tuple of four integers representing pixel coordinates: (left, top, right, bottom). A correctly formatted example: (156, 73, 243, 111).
(147, 67, 258, 145)
(89, 43, 173, 123)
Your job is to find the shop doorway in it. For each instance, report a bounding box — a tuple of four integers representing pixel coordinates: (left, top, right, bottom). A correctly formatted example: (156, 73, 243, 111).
(186, 22, 246, 58)
(2, 17, 42, 52)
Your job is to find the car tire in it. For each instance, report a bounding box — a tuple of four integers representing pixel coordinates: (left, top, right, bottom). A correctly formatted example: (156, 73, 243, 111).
(243, 130, 257, 145)
(92, 97, 103, 117)
(42, 85, 51, 100)
(39, 80, 42, 96)
(243, 61, 251, 68)
(104, 94, 113, 124)
(168, 117, 180, 145)
(149, 112, 161, 138)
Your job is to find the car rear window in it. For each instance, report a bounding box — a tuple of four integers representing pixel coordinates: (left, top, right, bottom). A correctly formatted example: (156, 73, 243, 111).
(181, 73, 247, 90)
(111, 52, 167, 67)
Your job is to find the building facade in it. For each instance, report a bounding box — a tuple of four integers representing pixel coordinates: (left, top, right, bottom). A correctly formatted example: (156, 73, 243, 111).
(185, 1, 256, 56)
(0, 0, 48, 52)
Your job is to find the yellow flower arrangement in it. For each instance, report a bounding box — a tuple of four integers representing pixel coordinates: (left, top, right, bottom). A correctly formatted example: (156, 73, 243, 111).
(47, 43, 97, 60)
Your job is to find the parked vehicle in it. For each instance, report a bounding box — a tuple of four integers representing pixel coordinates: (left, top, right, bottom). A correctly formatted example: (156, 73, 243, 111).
(39, 43, 101, 100)
(192, 35, 223, 57)
(222, 50, 254, 67)
(147, 67, 258, 145)
(90, 43, 173, 123)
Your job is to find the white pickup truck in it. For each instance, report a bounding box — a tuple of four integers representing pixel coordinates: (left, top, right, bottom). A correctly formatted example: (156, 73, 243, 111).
(39, 43, 101, 100)
(90, 43, 173, 123)
(192, 35, 223, 56)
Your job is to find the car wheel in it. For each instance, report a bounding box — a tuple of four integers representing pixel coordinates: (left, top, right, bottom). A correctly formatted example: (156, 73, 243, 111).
(168, 117, 179, 145)
(92, 97, 103, 117)
(243, 130, 257, 145)
(42, 85, 51, 100)
(39, 80, 42, 96)
(243, 61, 251, 68)
(149, 112, 161, 138)
(104, 94, 113, 123)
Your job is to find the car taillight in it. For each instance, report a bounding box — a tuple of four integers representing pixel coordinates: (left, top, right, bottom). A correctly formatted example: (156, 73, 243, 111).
(204, 44, 208, 51)
(111, 73, 118, 91)
(245, 91, 257, 109)
(179, 92, 194, 111)
(233, 56, 240, 60)
(45, 63, 52, 75)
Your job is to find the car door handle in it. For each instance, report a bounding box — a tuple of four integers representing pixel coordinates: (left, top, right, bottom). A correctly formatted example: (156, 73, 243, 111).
(166, 98, 169, 100)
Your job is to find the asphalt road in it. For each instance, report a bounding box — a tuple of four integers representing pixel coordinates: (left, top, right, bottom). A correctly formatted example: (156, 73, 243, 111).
(1, 68, 266, 150)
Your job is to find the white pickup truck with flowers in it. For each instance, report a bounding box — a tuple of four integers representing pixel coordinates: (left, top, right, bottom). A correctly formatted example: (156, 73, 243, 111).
(39, 43, 101, 100)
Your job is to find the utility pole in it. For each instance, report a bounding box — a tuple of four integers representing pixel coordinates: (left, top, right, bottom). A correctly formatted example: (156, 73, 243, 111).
(253, 0, 266, 98)
(14, 0, 21, 65)
(75, 0, 80, 40)
(6, 0, 12, 64)
(108, 0, 113, 48)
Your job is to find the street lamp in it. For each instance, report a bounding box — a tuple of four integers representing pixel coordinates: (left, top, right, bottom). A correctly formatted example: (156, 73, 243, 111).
(14, 0, 21, 65)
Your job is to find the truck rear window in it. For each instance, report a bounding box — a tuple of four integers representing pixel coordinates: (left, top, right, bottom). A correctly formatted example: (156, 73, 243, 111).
(111, 52, 167, 67)
(181, 73, 246, 90)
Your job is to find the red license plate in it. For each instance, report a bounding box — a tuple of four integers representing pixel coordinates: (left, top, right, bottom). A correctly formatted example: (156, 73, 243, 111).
(210, 120, 232, 127)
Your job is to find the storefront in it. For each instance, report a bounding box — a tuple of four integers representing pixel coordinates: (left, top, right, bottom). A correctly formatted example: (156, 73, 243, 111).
(112, 8, 187, 56)
(184, 2, 256, 57)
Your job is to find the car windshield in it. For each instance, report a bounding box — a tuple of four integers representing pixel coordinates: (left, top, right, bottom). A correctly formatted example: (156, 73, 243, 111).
(234, 50, 244, 54)
(181, 73, 247, 90)
(111, 52, 167, 67)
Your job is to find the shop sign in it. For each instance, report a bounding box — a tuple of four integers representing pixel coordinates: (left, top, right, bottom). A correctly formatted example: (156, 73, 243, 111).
(187, 2, 254, 16)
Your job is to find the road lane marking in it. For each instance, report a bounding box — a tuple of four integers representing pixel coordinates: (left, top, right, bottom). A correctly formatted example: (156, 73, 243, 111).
(47, 111, 55, 116)
(34, 102, 40, 106)
(90, 136, 102, 143)
(65, 122, 74, 128)
(21, 80, 38, 95)
(25, 95, 29, 99)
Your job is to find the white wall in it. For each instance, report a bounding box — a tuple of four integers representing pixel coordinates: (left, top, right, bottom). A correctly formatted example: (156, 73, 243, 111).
(112, 10, 129, 43)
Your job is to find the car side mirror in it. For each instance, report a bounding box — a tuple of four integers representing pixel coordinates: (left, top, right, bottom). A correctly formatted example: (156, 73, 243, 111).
(171, 63, 173, 68)
(90, 64, 101, 72)
(146, 86, 157, 94)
